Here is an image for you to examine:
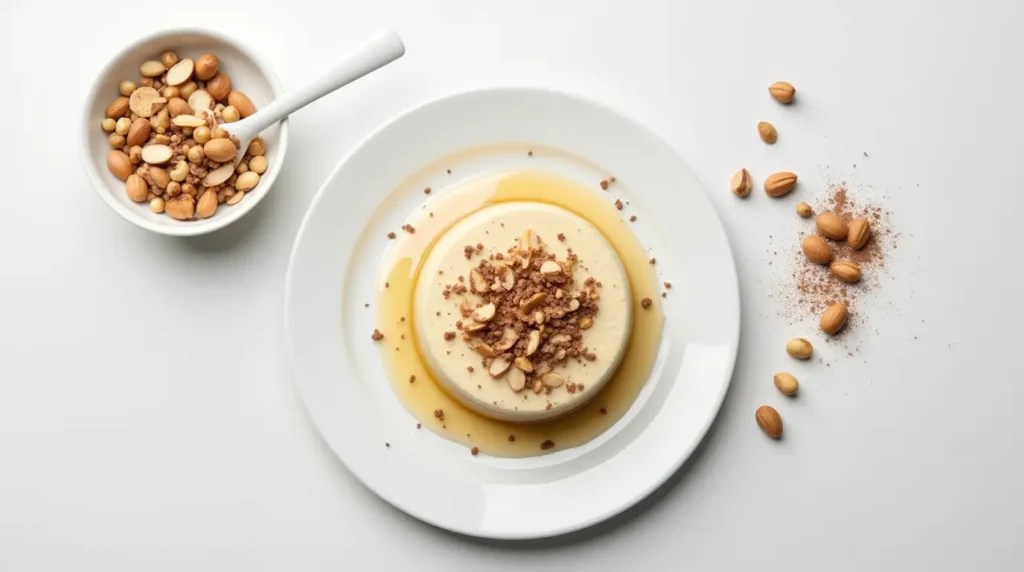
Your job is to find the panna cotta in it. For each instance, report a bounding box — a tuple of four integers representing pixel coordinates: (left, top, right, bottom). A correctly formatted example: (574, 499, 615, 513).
(413, 201, 633, 423)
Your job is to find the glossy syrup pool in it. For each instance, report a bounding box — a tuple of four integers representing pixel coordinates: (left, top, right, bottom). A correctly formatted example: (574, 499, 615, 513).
(375, 170, 664, 457)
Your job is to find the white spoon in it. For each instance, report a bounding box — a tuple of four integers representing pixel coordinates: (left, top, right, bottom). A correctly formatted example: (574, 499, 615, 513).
(216, 28, 405, 173)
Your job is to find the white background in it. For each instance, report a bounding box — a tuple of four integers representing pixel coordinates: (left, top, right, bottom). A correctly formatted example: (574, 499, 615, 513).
(1, 0, 1021, 569)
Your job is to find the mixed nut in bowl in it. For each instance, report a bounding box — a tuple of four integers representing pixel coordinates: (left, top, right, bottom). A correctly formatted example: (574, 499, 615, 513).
(81, 28, 289, 236)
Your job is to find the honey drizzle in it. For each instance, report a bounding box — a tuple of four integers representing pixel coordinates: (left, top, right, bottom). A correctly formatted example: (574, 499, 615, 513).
(376, 171, 664, 457)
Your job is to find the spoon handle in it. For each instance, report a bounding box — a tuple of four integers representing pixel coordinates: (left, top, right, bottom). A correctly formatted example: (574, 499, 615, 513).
(237, 29, 405, 137)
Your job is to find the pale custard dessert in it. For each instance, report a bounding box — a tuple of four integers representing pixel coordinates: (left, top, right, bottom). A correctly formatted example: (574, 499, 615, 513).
(414, 201, 632, 423)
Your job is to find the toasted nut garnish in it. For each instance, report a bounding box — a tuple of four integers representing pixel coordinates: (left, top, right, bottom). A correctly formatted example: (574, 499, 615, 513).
(549, 334, 571, 345)
(756, 405, 783, 438)
(532, 379, 544, 393)
(459, 298, 472, 318)
(568, 299, 580, 312)
(816, 212, 848, 240)
(518, 229, 533, 256)
(579, 316, 594, 329)
(489, 356, 512, 378)
(470, 269, 488, 293)
(520, 292, 547, 312)
(464, 321, 488, 333)
(473, 342, 498, 358)
(540, 260, 562, 276)
(534, 311, 545, 325)
(554, 348, 567, 362)
(507, 367, 527, 391)
(785, 338, 813, 359)
(493, 327, 519, 351)
(472, 303, 496, 322)
(526, 330, 541, 356)
(540, 372, 565, 388)
(514, 357, 534, 373)
(497, 263, 515, 290)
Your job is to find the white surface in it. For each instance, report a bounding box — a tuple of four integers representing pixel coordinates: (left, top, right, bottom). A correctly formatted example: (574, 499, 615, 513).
(80, 28, 289, 236)
(1, 0, 1022, 569)
(285, 87, 737, 537)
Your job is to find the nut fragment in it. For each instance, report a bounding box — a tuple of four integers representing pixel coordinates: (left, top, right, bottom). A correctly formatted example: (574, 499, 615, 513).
(196, 189, 218, 219)
(830, 260, 862, 283)
(469, 269, 488, 293)
(525, 330, 541, 356)
(140, 60, 165, 77)
(774, 373, 799, 396)
(126, 118, 151, 147)
(796, 202, 813, 218)
(226, 191, 245, 206)
(520, 292, 547, 312)
(140, 144, 173, 165)
(764, 172, 798, 197)
(757, 121, 778, 144)
(847, 218, 871, 250)
(755, 405, 783, 438)
(568, 299, 580, 312)
(171, 114, 207, 128)
(472, 303, 497, 323)
(514, 356, 534, 372)
(165, 194, 195, 220)
(165, 58, 194, 86)
(506, 367, 527, 391)
(494, 328, 519, 351)
(769, 81, 796, 104)
(731, 168, 751, 197)
(128, 87, 163, 118)
(463, 321, 487, 333)
(489, 356, 512, 378)
(820, 302, 849, 335)
(540, 372, 565, 388)
(579, 316, 594, 329)
(539, 260, 562, 276)
(497, 263, 515, 290)
(801, 235, 832, 265)
(785, 338, 813, 359)
(816, 212, 848, 240)
(187, 90, 214, 114)
(149, 167, 170, 189)
(474, 342, 498, 358)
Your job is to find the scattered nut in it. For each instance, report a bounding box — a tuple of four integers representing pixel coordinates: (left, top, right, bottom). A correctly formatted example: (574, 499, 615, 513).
(769, 81, 796, 104)
(820, 302, 849, 335)
(801, 235, 832, 265)
(847, 218, 871, 250)
(785, 338, 813, 359)
(149, 197, 165, 213)
(830, 260, 862, 283)
(126, 118, 151, 147)
(118, 81, 136, 97)
(540, 372, 565, 388)
(140, 60, 165, 77)
(165, 194, 196, 220)
(731, 168, 752, 197)
(140, 144, 173, 165)
(489, 356, 512, 378)
(796, 202, 813, 218)
(525, 330, 541, 356)
(755, 405, 783, 438)
(196, 188, 218, 219)
(757, 121, 778, 144)
(816, 212, 848, 240)
(105, 96, 129, 118)
(514, 356, 534, 372)
(472, 303, 497, 323)
(165, 59, 194, 86)
(764, 172, 798, 197)
(774, 373, 799, 396)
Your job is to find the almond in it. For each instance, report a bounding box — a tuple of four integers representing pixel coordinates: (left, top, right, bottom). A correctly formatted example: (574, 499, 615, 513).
(187, 90, 214, 115)
(195, 53, 219, 81)
(816, 212, 848, 240)
(125, 118, 151, 147)
(165, 194, 195, 220)
(533, 311, 544, 325)
(165, 58, 194, 86)
(757, 121, 778, 144)
(764, 171, 798, 197)
(730, 168, 751, 197)
(755, 405, 783, 438)
(769, 81, 796, 104)
(540, 260, 562, 276)
(203, 139, 237, 162)
(796, 202, 813, 218)
(166, 97, 192, 118)
(228, 90, 256, 118)
(203, 164, 235, 187)
(506, 367, 527, 391)
(206, 72, 232, 102)
(106, 150, 132, 181)
(105, 96, 129, 118)
(525, 330, 541, 356)
(125, 174, 148, 202)
(128, 87, 163, 118)
(196, 188, 218, 219)
(497, 263, 515, 290)
(785, 338, 813, 359)
(473, 342, 498, 358)
(463, 321, 487, 334)
(520, 292, 547, 312)
(171, 114, 207, 128)
(801, 235, 832, 265)
(514, 356, 534, 373)
(494, 328, 518, 351)
(470, 268, 488, 293)
(149, 167, 170, 189)
(773, 373, 799, 396)
(848, 218, 871, 250)
(820, 302, 849, 335)
(141, 144, 173, 165)
(472, 303, 497, 323)
(488, 356, 512, 378)
(540, 372, 565, 388)
(518, 229, 533, 256)
(830, 260, 862, 283)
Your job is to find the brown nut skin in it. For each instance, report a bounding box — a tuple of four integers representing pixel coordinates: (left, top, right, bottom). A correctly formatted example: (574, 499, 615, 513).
(227, 90, 256, 118)
(756, 406, 783, 438)
(106, 150, 132, 181)
(206, 72, 232, 101)
(195, 53, 219, 81)
(126, 118, 151, 147)
(106, 97, 130, 118)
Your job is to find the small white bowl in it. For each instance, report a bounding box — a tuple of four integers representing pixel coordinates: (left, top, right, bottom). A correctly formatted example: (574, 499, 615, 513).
(80, 28, 289, 236)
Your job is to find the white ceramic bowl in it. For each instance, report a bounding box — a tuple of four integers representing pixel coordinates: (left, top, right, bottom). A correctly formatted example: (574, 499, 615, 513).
(80, 28, 289, 236)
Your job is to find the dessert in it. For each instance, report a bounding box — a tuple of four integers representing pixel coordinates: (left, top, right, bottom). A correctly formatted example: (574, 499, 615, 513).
(414, 202, 632, 423)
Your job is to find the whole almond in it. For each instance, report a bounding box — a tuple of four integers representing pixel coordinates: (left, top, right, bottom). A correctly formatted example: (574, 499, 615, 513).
(141, 144, 173, 165)
(106, 150, 132, 181)
(785, 338, 813, 359)
(105, 97, 130, 118)
(820, 302, 849, 335)
(764, 171, 798, 197)
(165, 194, 196, 220)
(774, 373, 799, 396)
(801, 235, 832, 265)
(731, 168, 751, 197)
(757, 121, 778, 144)
(195, 53, 219, 81)
(830, 260, 862, 283)
(126, 118, 151, 147)
(769, 81, 796, 104)
(228, 90, 256, 118)
(203, 139, 237, 162)
(196, 188, 218, 218)
(206, 72, 232, 101)
(796, 202, 813, 218)
(816, 212, 848, 240)
(848, 218, 871, 249)
(166, 98, 192, 118)
(125, 174, 148, 202)
(755, 406, 783, 438)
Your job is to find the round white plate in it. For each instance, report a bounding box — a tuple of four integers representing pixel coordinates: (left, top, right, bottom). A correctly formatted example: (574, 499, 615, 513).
(285, 87, 739, 539)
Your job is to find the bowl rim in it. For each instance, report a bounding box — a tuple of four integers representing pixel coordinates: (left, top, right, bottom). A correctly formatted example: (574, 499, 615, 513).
(80, 26, 290, 237)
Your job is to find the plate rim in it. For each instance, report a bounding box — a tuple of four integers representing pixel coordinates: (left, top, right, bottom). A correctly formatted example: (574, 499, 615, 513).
(284, 85, 740, 539)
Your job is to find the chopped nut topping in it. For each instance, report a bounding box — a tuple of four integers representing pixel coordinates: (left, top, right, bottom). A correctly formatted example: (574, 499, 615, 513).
(649, 257, 656, 265)
(471, 446, 479, 456)
(629, 215, 637, 222)
(371, 329, 384, 341)
(387, 232, 396, 239)
(424, 187, 431, 194)
(664, 282, 672, 289)
(614, 199, 623, 210)
(401, 224, 415, 234)
(600, 179, 609, 190)
(540, 440, 555, 450)
(641, 297, 653, 309)
(443, 331, 456, 341)
(557, 233, 566, 241)
(408, 375, 416, 383)
(433, 408, 444, 420)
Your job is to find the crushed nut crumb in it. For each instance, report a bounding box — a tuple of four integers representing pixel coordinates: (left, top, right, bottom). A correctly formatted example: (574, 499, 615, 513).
(401, 224, 415, 234)
(600, 179, 609, 190)
(629, 215, 637, 222)
(641, 297, 653, 309)
(444, 331, 456, 341)
(467, 366, 474, 372)
(433, 408, 444, 420)
(614, 199, 623, 210)
(649, 258, 656, 265)
(528, 150, 533, 157)
(387, 232, 396, 239)
(664, 282, 672, 289)
(540, 440, 555, 450)
(408, 375, 416, 383)
(471, 447, 479, 456)
(416, 423, 422, 429)
(424, 187, 431, 194)
(371, 329, 384, 341)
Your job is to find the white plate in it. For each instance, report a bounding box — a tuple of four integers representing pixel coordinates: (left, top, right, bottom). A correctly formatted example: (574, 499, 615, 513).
(285, 87, 739, 539)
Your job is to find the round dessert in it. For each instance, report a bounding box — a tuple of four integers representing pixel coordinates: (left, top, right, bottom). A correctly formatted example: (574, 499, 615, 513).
(414, 201, 633, 423)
